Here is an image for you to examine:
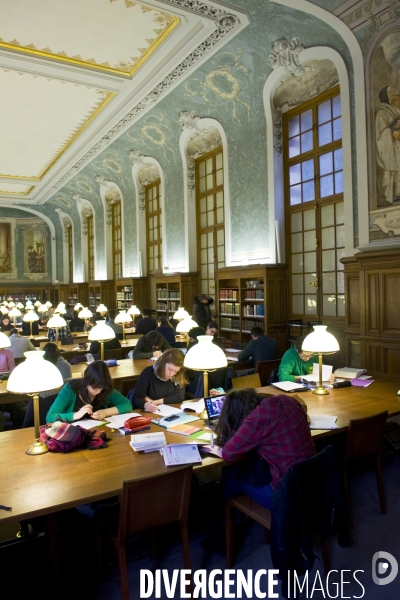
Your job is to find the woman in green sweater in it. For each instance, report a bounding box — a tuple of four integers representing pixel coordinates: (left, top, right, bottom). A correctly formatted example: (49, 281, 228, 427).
(278, 335, 318, 382)
(46, 360, 131, 423)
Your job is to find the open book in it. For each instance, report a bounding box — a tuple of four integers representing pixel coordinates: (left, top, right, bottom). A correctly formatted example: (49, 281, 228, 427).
(301, 364, 333, 383)
(271, 381, 309, 392)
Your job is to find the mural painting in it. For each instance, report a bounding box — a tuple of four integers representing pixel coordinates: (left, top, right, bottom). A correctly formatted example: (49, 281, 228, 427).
(0, 223, 12, 273)
(24, 228, 46, 274)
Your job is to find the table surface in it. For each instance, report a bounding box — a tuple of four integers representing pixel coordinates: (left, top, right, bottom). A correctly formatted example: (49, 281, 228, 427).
(1, 373, 400, 525)
(70, 357, 150, 381)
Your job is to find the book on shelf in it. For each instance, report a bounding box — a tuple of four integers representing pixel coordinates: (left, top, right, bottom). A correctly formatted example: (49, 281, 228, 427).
(334, 367, 367, 379)
(130, 432, 166, 453)
(160, 443, 202, 466)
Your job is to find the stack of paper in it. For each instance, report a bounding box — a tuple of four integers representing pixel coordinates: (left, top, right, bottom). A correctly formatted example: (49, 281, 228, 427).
(167, 423, 203, 436)
(130, 432, 166, 452)
(160, 444, 202, 466)
(105, 412, 141, 429)
(272, 381, 309, 392)
(334, 367, 367, 379)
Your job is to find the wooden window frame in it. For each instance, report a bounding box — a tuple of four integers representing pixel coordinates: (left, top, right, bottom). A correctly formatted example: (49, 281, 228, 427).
(87, 214, 94, 281)
(145, 179, 162, 275)
(112, 200, 122, 279)
(67, 225, 73, 283)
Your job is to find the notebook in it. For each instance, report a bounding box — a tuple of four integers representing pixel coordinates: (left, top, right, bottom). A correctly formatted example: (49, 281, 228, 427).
(204, 394, 226, 428)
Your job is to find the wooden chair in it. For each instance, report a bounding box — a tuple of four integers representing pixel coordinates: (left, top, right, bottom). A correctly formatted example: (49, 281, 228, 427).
(343, 410, 388, 526)
(255, 359, 281, 386)
(120, 378, 137, 398)
(231, 373, 261, 390)
(96, 466, 193, 600)
(225, 448, 339, 576)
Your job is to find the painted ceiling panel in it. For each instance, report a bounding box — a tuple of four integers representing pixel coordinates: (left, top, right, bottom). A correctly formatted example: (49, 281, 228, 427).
(0, 0, 178, 75)
(0, 69, 113, 179)
(0, 182, 34, 194)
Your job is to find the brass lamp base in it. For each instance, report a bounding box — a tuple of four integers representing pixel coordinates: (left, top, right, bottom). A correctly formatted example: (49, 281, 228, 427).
(25, 440, 49, 455)
(312, 386, 329, 396)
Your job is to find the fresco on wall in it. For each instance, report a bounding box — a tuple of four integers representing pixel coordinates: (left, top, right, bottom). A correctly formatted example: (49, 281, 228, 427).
(24, 228, 46, 275)
(0, 223, 12, 273)
(369, 29, 400, 240)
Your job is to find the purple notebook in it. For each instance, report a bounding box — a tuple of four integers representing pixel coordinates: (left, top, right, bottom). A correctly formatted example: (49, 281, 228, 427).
(351, 378, 374, 387)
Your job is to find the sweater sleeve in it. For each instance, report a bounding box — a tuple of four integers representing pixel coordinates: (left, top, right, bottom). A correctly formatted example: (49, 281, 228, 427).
(162, 384, 185, 405)
(107, 389, 132, 414)
(46, 384, 76, 423)
(133, 337, 153, 359)
(7, 351, 15, 372)
(237, 341, 253, 362)
(131, 367, 152, 409)
(278, 349, 298, 382)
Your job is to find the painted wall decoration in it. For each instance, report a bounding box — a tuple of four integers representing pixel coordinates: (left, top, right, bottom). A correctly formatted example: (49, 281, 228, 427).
(24, 227, 47, 276)
(0, 223, 12, 273)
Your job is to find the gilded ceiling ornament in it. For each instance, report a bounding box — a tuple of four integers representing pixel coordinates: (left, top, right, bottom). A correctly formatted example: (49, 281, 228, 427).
(270, 37, 306, 76)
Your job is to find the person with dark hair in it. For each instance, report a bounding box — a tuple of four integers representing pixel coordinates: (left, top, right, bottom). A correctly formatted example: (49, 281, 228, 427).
(278, 335, 317, 382)
(216, 388, 315, 509)
(47, 319, 71, 342)
(21, 318, 39, 337)
(88, 335, 121, 355)
(106, 309, 123, 335)
(193, 294, 214, 330)
(156, 316, 176, 344)
(135, 308, 157, 335)
(187, 326, 205, 351)
(132, 330, 171, 359)
(237, 326, 279, 364)
(0, 316, 13, 333)
(69, 310, 85, 332)
(46, 360, 131, 423)
(42, 342, 72, 380)
(205, 320, 222, 347)
(130, 348, 188, 412)
(9, 328, 35, 358)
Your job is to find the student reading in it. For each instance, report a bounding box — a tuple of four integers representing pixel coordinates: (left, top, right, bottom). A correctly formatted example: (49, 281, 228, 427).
(278, 335, 318, 382)
(130, 348, 188, 412)
(216, 388, 315, 509)
(46, 360, 131, 423)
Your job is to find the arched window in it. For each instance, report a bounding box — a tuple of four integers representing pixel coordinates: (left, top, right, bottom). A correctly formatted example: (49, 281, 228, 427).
(145, 179, 162, 274)
(111, 200, 122, 279)
(87, 214, 94, 281)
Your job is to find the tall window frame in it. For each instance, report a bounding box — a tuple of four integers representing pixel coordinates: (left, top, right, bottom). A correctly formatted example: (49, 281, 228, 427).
(87, 214, 94, 281)
(67, 225, 73, 283)
(111, 200, 122, 279)
(195, 146, 225, 298)
(282, 84, 345, 321)
(145, 179, 162, 275)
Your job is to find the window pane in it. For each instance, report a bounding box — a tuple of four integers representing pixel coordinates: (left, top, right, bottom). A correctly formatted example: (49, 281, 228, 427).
(303, 181, 315, 203)
(305, 295, 317, 314)
(207, 195, 213, 211)
(292, 253, 303, 273)
(335, 201, 344, 224)
(318, 123, 332, 146)
(323, 295, 336, 316)
(337, 248, 345, 270)
(301, 109, 312, 131)
(200, 197, 206, 213)
(200, 213, 207, 228)
(215, 153, 223, 169)
(206, 174, 213, 189)
(338, 295, 345, 317)
(302, 159, 314, 181)
(321, 204, 334, 227)
(291, 211, 302, 232)
(303, 209, 315, 229)
(333, 117, 342, 141)
(304, 231, 315, 252)
(319, 152, 333, 176)
(336, 224, 345, 247)
(216, 207, 224, 223)
(216, 170, 223, 186)
(289, 136, 300, 158)
(291, 232, 303, 252)
(301, 131, 313, 153)
(206, 158, 213, 173)
(320, 174, 334, 197)
(217, 229, 224, 245)
(199, 162, 205, 177)
(290, 184, 301, 205)
(289, 115, 300, 137)
(208, 211, 215, 226)
(334, 148, 343, 171)
(318, 99, 331, 124)
(199, 178, 206, 193)
(323, 272, 336, 293)
(304, 252, 316, 272)
(292, 274, 303, 293)
(216, 191, 223, 207)
(322, 227, 335, 249)
(332, 95, 341, 118)
(322, 249, 335, 270)
(337, 271, 344, 293)
(289, 163, 301, 185)
(335, 171, 344, 194)
(292, 295, 303, 314)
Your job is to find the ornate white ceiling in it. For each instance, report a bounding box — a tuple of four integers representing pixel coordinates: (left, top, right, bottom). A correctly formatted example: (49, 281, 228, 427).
(0, 0, 249, 204)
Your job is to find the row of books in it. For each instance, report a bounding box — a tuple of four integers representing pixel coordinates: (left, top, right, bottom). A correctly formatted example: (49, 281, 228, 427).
(220, 317, 240, 330)
(219, 289, 239, 300)
(220, 302, 240, 315)
(243, 289, 264, 300)
(242, 319, 264, 331)
(243, 304, 265, 316)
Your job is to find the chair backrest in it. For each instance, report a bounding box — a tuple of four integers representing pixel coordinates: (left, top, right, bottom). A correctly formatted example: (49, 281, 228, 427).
(103, 348, 123, 361)
(345, 411, 388, 462)
(193, 367, 232, 398)
(73, 327, 84, 332)
(255, 359, 281, 386)
(117, 466, 193, 542)
(14, 356, 26, 366)
(22, 392, 59, 428)
(231, 373, 261, 390)
(60, 336, 74, 345)
(120, 378, 137, 398)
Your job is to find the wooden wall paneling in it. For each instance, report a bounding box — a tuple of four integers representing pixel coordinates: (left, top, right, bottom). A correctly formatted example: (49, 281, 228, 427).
(365, 272, 380, 335)
(382, 271, 400, 335)
(365, 341, 382, 372)
(384, 345, 400, 375)
(346, 275, 360, 330)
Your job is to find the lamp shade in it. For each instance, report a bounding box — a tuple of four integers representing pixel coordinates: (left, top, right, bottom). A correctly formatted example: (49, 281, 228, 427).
(78, 307, 93, 319)
(96, 303, 107, 313)
(114, 310, 132, 325)
(8, 302, 15, 308)
(7, 351, 63, 394)
(45, 302, 52, 308)
(25, 301, 33, 309)
(74, 303, 83, 311)
(47, 314, 67, 328)
(173, 307, 189, 321)
(302, 325, 339, 354)
(38, 304, 48, 314)
(34, 300, 41, 308)
(8, 307, 21, 319)
(184, 335, 227, 370)
(55, 303, 66, 314)
(16, 302, 25, 309)
(0, 307, 8, 315)
(0, 332, 11, 349)
(23, 310, 39, 323)
(176, 315, 198, 334)
(88, 321, 115, 342)
(127, 305, 140, 316)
